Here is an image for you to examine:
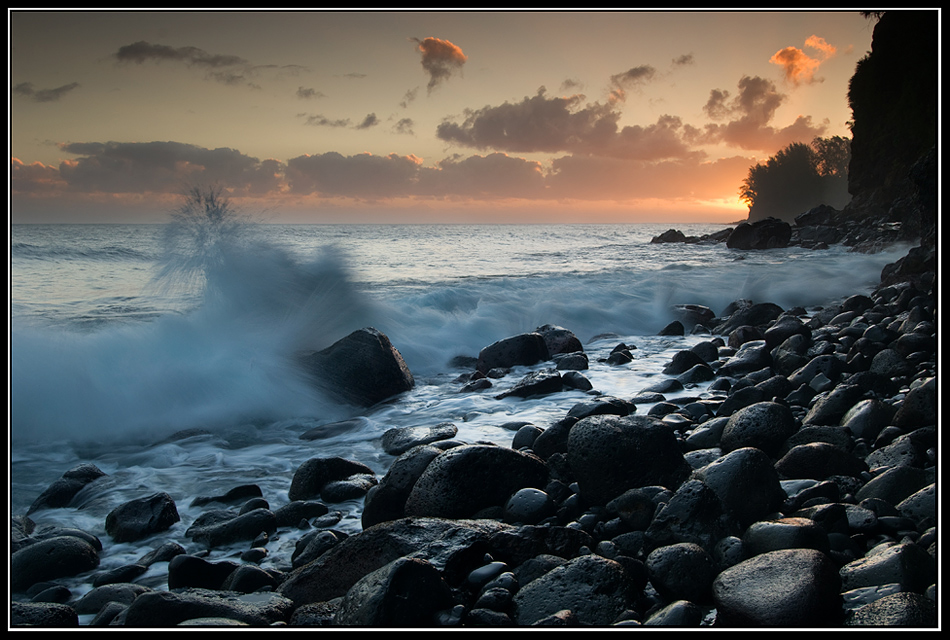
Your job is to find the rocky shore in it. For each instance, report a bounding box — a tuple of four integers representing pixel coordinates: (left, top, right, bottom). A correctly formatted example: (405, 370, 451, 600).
(10, 235, 938, 628)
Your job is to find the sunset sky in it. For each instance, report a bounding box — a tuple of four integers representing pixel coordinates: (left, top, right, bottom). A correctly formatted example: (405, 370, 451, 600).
(9, 10, 879, 224)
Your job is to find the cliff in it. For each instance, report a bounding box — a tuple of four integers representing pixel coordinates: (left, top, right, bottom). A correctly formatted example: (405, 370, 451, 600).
(840, 10, 938, 247)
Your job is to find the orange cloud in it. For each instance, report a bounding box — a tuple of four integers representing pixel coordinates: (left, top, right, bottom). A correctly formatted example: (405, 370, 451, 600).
(770, 35, 838, 86)
(411, 37, 468, 93)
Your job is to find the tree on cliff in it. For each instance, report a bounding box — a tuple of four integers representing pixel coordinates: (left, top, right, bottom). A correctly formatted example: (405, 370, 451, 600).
(739, 136, 851, 223)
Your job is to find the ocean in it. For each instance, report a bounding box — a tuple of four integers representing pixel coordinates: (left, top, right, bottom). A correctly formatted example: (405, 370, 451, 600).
(8, 219, 912, 601)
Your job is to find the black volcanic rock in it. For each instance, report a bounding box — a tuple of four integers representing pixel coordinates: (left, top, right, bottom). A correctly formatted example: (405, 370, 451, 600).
(298, 327, 414, 408)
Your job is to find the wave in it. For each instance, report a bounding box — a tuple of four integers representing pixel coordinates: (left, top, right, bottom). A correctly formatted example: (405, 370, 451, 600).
(9, 212, 912, 444)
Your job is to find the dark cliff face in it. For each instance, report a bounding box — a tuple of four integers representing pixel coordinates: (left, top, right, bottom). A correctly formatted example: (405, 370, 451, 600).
(844, 11, 937, 245)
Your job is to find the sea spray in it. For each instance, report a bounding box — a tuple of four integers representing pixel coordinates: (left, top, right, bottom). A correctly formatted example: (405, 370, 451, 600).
(10, 192, 381, 444)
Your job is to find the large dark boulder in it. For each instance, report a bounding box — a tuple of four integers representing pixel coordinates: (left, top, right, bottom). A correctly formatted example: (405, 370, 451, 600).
(511, 554, 634, 626)
(297, 327, 414, 407)
(104, 492, 180, 543)
(726, 218, 792, 250)
(27, 463, 107, 514)
(403, 444, 549, 519)
(11, 535, 101, 592)
(333, 557, 454, 626)
(277, 517, 512, 606)
(476, 332, 550, 374)
(567, 414, 691, 506)
(713, 549, 842, 626)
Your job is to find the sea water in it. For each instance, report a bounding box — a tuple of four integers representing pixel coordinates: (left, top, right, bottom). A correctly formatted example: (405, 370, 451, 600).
(8, 220, 911, 598)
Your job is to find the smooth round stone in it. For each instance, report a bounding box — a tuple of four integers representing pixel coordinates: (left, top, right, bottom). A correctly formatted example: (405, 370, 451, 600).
(645, 542, 717, 603)
(741, 517, 830, 556)
(844, 592, 937, 627)
(713, 548, 842, 627)
(504, 488, 554, 525)
(720, 402, 797, 457)
(643, 600, 704, 626)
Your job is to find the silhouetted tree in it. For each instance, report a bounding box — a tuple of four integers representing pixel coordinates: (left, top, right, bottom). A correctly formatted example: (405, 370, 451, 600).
(739, 137, 851, 222)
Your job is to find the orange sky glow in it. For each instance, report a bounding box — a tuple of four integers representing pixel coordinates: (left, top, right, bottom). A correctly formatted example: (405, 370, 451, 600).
(9, 10, 877, 224)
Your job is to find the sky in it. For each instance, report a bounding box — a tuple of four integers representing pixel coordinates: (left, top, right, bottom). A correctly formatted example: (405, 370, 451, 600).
(9, 9, 880, 224)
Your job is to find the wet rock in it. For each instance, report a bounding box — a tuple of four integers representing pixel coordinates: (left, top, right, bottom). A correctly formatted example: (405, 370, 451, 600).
(839, 542, 937, 593)
(73, 583, 152, 615)
(167, 555, 241, 590)
(713, 548, 842, 627)
(690, 447, 785, 529)
(718, 340, 772, 377)
(720, 402, 798, 457)
(643, 599, 704, 626)
(11, 535, 101, 592)
(645, 542, 717, 603)
(274, 500, 330, 528)
(91, 563, 148, 588)
(334, 557, 454, 626)
(892, 376, 936, 428)
(645, 479, 740, 552)
(122, 589, 294, 627)
(321, 474, 378, 503)
(554, 352, 589, 371)
(535, 324, 583, 356)
(490, 525, 594, 568)
(896, 483, 935, 527)
(297, 327, 414, 407)
(726, 218, 792, 251)
(567, 414, 691, 506)
(476, 332, 550, 374)
(803, 384, 865, 426)
(220, 564, 280, 594)
(105, 492, 180, 543)
(844, 592, 937, 627)
(404, 444, 549, 519)
(503, 488, 555, 525)
(775, 442, 869, 480)
(10, 602, 79, 627)
(190, 484, 263, 508)
(27, 463, 107, 515)
(381, 422, 458, 455)
(288, 457, 376, 501)
(742, 517, 830, 556)
(662, 349, 709, 375)
(495, 370, 564, 399)
(186, 508, 278, 549)
(278, 518, 511, 606)
(512, 554, 633, 626)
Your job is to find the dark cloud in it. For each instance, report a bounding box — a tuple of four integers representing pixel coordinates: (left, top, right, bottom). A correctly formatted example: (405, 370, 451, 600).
(609, 65, 657, 102)
(699, 75, 826, 151)
(54, 140, 281, 196)
(435, 87, 699, 162)
(301, 114, 351, 128)
(13, 81, 80, 103)
(297, 86, 326, 99)
(418, 153, 546, 199)
(672, 53, 695, 67)
(111, 41, 281, 88)
(411, 37, 468, 93)
(436, 87, 620, 154)
(114, 41, 247, 68)
(393, 118, 415, 135)
(400, 87, 419, 109)
(285, 151, 423, 198)
(355, 113, 379, 130)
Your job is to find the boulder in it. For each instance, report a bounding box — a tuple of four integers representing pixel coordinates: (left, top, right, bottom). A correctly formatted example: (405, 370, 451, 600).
(11, 535, 101, 592)
(567, 414, 691, 506)
(104, 492, 180, 543)
(333, 557, 454, 626)
(713, 549, 842, 626)
(122, 589, 294, 627)
(404, 445, 549, 519)
(476, 332, 550, 374)
(288, 457, 376, 502)
(512, 554, 633, 626)
(277, 517, 512, 606)
(27, 463, 107, 514)
(720, 402, 798, 457)
(726, 218, 793, 250)
(297, 327, 414, 407)
(380, 422, 458, 455)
